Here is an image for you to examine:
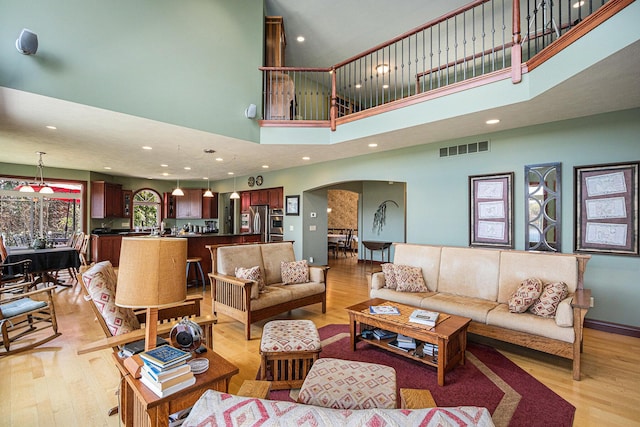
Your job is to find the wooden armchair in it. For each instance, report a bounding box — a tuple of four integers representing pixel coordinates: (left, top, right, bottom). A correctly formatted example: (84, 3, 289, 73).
(0, 281, 60, 356)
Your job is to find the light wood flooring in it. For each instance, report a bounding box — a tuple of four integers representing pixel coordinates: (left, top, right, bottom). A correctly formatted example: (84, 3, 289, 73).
(1, 255, 639, 426)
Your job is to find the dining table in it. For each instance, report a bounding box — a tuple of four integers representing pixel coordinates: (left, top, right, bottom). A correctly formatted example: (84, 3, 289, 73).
(5, 246, 81, 287)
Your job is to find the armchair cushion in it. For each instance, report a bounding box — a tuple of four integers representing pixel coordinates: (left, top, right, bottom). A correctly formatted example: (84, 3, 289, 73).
(82, 261, 140, 336)
(1, 298, 47, 317)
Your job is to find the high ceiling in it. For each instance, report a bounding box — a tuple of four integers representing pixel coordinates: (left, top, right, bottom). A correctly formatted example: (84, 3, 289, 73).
(0, 1, 638, 183)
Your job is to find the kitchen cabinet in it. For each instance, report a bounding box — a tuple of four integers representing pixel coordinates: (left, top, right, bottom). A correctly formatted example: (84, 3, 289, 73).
(250, 190, 269, 206)
(163, 192, 176, 219)
(268, 187, 283, 209)
(265, 16, 286, 67)
(122, 190, 133, 219)
(176, 189, 203, 219)
(91, 234, 123, 267)
(240, 192, 251, 212)
(91, 181, 123, 218)
(202, 191, 218, 219)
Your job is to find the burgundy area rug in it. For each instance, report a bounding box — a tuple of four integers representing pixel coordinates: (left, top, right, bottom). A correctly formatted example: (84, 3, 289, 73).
(261, 324, 575, 427)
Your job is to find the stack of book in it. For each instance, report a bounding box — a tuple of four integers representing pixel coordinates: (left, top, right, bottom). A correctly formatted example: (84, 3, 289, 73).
(139, 345, 195, 398)
(372, 328, 397, 340)
(421, 342, 438, 360)
(409, 309, 439, 326)
(388, 334, 417, 352)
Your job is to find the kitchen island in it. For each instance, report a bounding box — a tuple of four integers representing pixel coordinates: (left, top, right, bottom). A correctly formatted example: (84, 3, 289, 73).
(91, 232, 261, 271)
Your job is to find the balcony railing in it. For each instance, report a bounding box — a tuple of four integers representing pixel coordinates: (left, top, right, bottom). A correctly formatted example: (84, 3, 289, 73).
(260, 0, 618, 130)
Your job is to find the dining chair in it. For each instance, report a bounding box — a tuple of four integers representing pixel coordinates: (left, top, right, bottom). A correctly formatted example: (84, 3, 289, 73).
(0, 235, 8, 263)
(337, 229, 354, 257)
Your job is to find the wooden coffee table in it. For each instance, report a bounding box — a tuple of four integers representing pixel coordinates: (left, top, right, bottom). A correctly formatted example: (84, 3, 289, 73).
(346, 298, 471, 386)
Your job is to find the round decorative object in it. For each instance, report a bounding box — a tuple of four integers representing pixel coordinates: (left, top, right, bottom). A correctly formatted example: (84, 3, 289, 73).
(188, 357, 209, 374)
(256, 175, 264, 186)
(170, 317, 203, 352)
(248, 176, 255, 187)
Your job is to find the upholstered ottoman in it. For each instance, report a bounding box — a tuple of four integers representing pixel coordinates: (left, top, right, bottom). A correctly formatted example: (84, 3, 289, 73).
(259, 319, 322, 390)
(297, 358, 397, 409)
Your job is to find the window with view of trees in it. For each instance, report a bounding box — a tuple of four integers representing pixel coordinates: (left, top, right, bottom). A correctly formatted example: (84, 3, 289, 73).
(0, 179, 83, 247)
(133, 189, 161, 230)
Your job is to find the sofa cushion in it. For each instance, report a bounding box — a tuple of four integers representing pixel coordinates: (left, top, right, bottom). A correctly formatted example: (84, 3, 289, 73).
(486, 304, 574, 343)
(392, 244, 442, 292)
(438, 247, 500, 301)
(498, 251, 578, 303)
(284, 281, 326, 300)
(81, 261, 140, 336)
(394, 265, 429, 292)
(281, 260, 310, 284)
(381, 263, 398, 289)
(529, 282, 569, 318)
(420, 293, 499, 323)
(183, 390, 496, 427)
(261, 242, 296, 285)
(508, 278, 543, 313)
(235, 265, 264, 299)
(216, 244, 265, 279)
(249, 286, 293, 310)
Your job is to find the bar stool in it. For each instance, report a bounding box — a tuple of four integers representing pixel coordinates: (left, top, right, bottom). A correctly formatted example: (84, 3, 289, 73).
(186, 256, 206, 294)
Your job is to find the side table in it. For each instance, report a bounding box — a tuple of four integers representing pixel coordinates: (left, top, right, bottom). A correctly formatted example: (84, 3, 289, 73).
(113, 348, 239, 427)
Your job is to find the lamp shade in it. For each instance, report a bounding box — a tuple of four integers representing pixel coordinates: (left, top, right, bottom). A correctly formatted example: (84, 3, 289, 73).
(116, 237, 187, 308)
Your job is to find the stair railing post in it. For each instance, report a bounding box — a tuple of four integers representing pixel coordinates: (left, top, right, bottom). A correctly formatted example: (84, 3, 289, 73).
(511, 0, 523, 83)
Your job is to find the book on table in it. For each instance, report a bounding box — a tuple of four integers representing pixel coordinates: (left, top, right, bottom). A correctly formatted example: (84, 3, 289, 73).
(139, 345, 191, 370)
(141, 362, 192, 383)
(369, 305, 400, 315)
(120, 336, 169, 357)
(395, 334, 417, 349)
(372, 328, 397, 340)
(140, 374, 196, 398)
(388, 339, 411, 352)
(140, 369, 195, 391)
(409, 309, 439, 326)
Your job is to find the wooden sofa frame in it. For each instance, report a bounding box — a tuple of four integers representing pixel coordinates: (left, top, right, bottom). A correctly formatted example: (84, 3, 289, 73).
(207, 242, 328, 340)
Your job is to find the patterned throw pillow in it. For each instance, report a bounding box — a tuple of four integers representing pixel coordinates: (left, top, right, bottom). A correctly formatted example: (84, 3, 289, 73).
(508, 277, 543, 313)
(381, 263, 398, 290)
(81, 261, 140, 336)
(529, 282, 569, 318)
(394, 265, 428, 293)
(235, 266, 265, 299)
(281, 260, 310, 285)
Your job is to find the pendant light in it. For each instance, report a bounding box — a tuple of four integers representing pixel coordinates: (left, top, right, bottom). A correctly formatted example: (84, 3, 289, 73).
(172, 145, 184, 196)
(203, 149, 215, 198)
(230, 173, 240, 199)
(20, 151, 53, 193)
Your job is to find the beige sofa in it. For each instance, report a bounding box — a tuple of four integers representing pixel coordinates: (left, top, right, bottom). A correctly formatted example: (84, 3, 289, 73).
(370, 243, 591, 380)
(208, 242, 328, 339)
(183, 389, 495, 427)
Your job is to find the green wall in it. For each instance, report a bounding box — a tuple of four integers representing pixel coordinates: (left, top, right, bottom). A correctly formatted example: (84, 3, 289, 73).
(0, 0, 264, 143)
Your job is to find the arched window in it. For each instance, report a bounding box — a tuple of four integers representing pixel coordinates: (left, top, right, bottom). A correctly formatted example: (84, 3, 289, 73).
(133, 189, 161, 230)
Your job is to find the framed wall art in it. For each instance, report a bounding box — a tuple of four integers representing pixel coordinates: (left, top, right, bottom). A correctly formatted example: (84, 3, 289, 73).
(469, 172, 514, 248)
(574, 161, 639, 256)
(285, 195, 300, 216)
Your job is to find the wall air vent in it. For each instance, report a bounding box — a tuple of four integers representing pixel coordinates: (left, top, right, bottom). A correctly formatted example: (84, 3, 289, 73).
(440, 140, 490, 157)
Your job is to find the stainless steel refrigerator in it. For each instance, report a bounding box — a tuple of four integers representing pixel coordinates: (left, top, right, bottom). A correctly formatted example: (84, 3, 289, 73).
(248, 205, 269, 242)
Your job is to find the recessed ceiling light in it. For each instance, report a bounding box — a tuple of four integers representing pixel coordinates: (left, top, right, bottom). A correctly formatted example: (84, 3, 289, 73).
(160, 164, 168, 167)
(302, 156, 310, 161)
(573, 0, 585, 7)
(46, 125, 57, 130)
(262, 165, 269, 168)
(184, 166, 191, 170)
(215, 157, 224, 162)
(486, 119, 500, 124)
(382, 84, 389, 89)
(368, 143, 378, 148)
(376, 64, 389, 74)
(296, 36, 305, 42)
(202, 177, 208, 180)
(228, 172, 234, 175)
(162, 172, 169, 176)
(355, 84, 362, 89)
(142, 146, 152, 150)
(103, 166, 112, 170)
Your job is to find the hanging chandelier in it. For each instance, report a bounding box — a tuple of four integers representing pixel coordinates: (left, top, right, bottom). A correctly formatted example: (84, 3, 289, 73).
(19, 151, 53, 194)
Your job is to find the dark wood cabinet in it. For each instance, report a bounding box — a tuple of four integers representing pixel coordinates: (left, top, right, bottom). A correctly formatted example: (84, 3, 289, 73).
(202, 191, 218, 219)
(250, 190, 269, 206)
(176, 189, 203, 219)
(240, 192, 251, 212)
(268, 187, 283, 209)
(91, 234, 123, 266)
(91, 181, 123, 218)
(163, 192, 176, 219)
(122, 190, 133, 219)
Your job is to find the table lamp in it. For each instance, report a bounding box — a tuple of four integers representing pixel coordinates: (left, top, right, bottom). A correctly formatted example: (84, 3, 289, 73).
(116, 237, 187, 353)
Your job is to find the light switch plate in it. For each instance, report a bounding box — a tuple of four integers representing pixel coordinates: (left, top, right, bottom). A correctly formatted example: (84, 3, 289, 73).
(289, 225, 294, 231)
(309, 225, 317, 231)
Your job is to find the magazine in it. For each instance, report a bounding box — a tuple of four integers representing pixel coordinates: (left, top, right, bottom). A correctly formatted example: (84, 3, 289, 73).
(369, 305, 400, 315)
